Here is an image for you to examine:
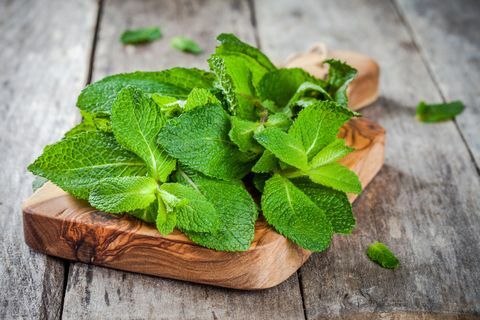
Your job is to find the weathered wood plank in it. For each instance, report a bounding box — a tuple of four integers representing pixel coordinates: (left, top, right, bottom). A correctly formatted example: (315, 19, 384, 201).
(62, 0, 306, 318)
(0, 0, 98, 318)
(255, 0, 480, 318)
(395, 0, 480, 169)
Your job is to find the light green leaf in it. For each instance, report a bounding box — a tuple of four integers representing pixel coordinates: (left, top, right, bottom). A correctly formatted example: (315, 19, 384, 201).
(254, 127, 308, 170)
(177, 168, 258, 251)
(228, 116, 262, 153)
(151, 94, 184, 118)
(324, 59, 357, 106)
(308, 162, 361, 194)
(289, 101, 356, 159)
(160, 183, 221, 233)
(366, 242, 400, 269)
(252, 150, 277, 173)
(291, 177, 354, 233)
(258, 68, 321, 111)
(112, 86, 175, 182)
(77, 68, 215, 114)
(28, 132, 147, 199)
(89, 176, 157, 213)
(171, 36, 202, 54)
(286, 82, 332, 111)
(416, 100, 465, 123)
(120, 27, 162, 45)
(130, 200, 159, 224)
(310, 138, 353, 168)
(158, 105, 253, 180)
(265, 113, 292, 131)
(155, 196, 177, 235)
(184, 88, 220, 112)
(261, 174, 333, 251)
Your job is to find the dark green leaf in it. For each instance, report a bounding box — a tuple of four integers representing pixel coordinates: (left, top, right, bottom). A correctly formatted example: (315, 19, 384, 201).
(120, 27, 162, 44)
(416, 100, 465, 123)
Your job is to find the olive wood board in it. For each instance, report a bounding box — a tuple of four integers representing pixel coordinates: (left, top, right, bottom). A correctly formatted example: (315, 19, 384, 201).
(22, 117, 385, 290)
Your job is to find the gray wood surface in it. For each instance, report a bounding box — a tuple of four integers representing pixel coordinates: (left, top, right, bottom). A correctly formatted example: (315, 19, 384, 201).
(2, 0, 479, 319)
(254, 0, 480, 318)
(396, 0, 480, 170)
(0, 0, 98, 319)
(61, 1, 305, 319)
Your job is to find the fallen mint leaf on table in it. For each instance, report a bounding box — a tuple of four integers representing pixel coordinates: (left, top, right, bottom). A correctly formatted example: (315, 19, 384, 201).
(120, 27, 162, 44)
(416, 100, 465, 123)
(171, 36, 202, 54)
(366, 242, 400, 269)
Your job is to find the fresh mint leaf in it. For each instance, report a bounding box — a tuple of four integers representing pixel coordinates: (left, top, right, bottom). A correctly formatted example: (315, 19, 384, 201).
(176, 167, 258, 251)
(89, 176, 157, 213)
(308, 162, 361, 194)
(289, 101, 357, 159)
(291, 177, 354, 233)
(261, 174, 333, 251)
(184, 88, 220, 112)
(366, 242, 400, 269)
(28, 132, 147, 199)
(216, 33, 276, 72)
(158, 105, 253, 180)
(252, 150, 278, 173)
(254, 127, 308, 171)
(416, 100, 465, 123)
(171, 36, 202, 54)
(130, 200, 159, 224)
(324, 59, 357, 106)
(111, 86, 175, 182)
(77, 68, 215, 115)
(310, 138, 353, 168)
(120, 27, 162, 45)
(156, 195, 177, 235)
(258, 68, 321, 111)
(151, 94, 183, 118)
(286, 82, 332, 111)
(252, 173, 270, 192)
(159, 182, 221, 233)
(265, 113, 292, 131)
(228, 116, 262, 153)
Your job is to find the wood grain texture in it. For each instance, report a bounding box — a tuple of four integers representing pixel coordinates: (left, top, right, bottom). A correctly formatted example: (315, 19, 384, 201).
(395, 0, 480, 169)
(23, 118, 384, 290)
(62, 0, 308, 319)
(255, 0, 480, 318)
(0, 0, 97, 319)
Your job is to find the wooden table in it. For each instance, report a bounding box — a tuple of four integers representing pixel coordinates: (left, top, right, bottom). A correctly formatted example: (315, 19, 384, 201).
(1, 0, 479, 319)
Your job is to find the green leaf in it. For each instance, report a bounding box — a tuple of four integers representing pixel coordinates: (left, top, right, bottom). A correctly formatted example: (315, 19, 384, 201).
(177, 168, 258, 251)
(251, 150, 277, 173)
(366, 242, 400, 269)
(261, 174, 333, 251)
(130, 200, 159, 224)
(258, 68, 321, 111)
(120, 27, 162, 44)
(111, 86, 175, 182)
(324, 59, 357, 106)
(308, 162, 361, 194)
(254, 127, 308, 170)
(184, 88, 221, 112)
(416, 100, 465, 123)
(28, 132, 147, 199)
(310, 138, 353, 168)
(155, 196, 177, 235)
(160, 183, 221, 233)
(286, 82, 332, 111)
(228, 116, 262, 153)
(151, 94, 183, 118)
(64, 111, 112, 137)
(265, 113, 292, 131)
(158, 105, 252, 180)
(252, 173, 270, 192)
(216, 33, 275, 72)
(171, 36, 202, 54)
(208, 54, 257, 120)
(291, 177, 354, 233)
(289, 101, 356, 159)
(77, 68, 215, 114)
(89, 176, 157, 213)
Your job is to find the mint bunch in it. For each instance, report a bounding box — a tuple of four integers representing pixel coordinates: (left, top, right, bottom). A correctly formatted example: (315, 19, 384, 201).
(29, 33, 361, 252)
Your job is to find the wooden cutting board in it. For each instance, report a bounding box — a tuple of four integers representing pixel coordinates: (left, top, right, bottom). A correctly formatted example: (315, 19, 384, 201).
(22, 117, 384, 290)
